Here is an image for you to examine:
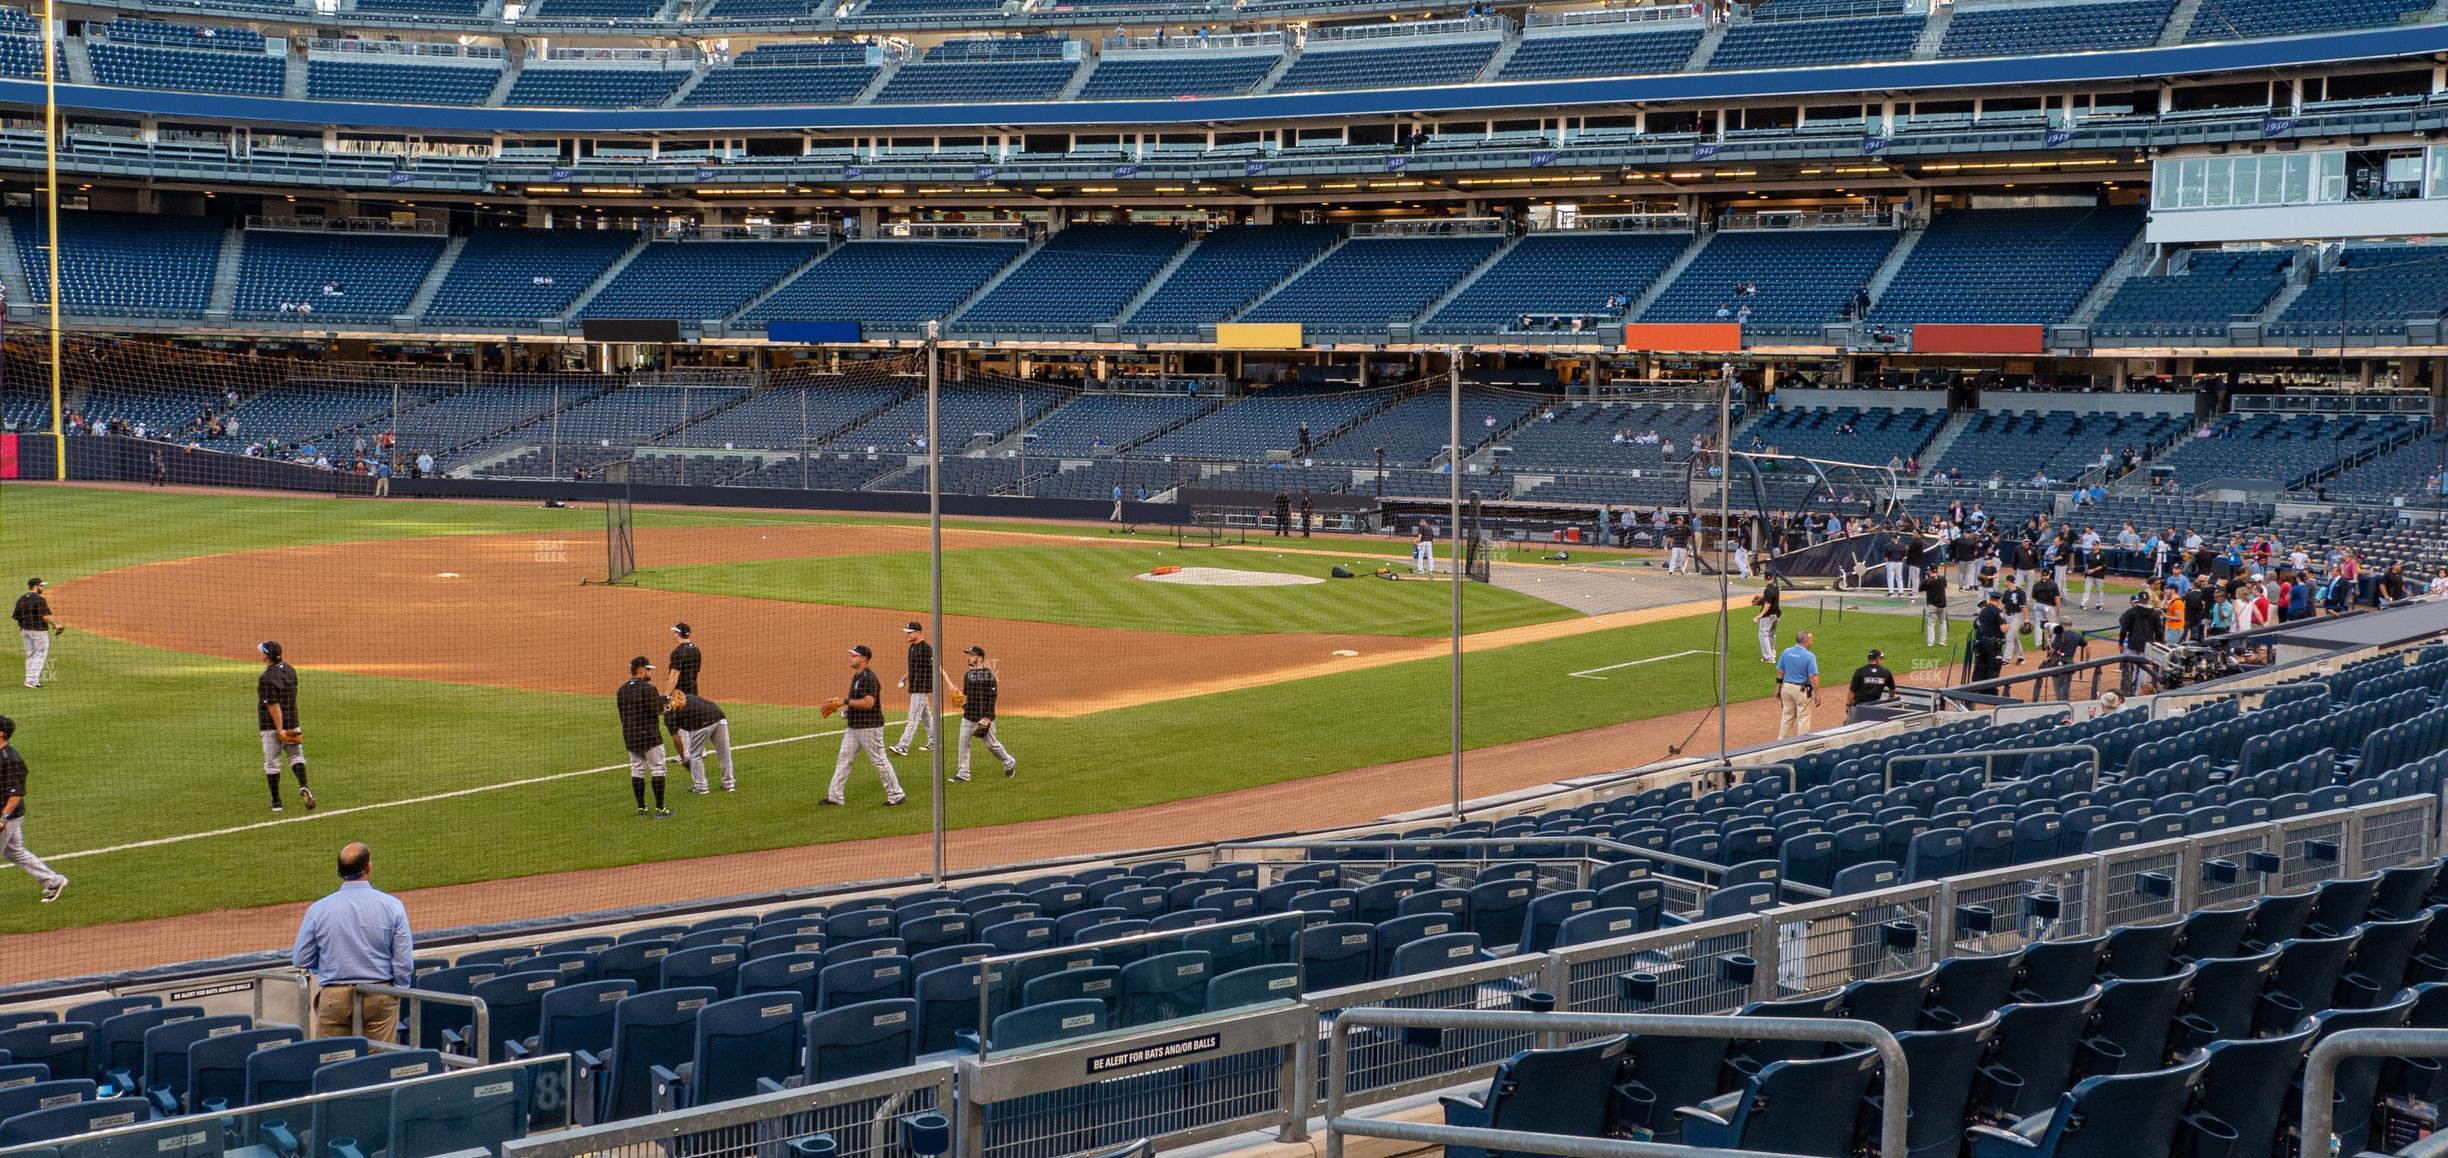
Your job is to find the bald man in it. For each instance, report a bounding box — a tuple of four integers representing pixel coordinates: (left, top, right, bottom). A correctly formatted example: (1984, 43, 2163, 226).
(292, 843, 414, 1041)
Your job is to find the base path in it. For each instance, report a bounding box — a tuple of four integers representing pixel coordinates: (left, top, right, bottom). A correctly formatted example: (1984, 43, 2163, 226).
(9, 697, 1788, 979)
(60, 523, 1717, 716)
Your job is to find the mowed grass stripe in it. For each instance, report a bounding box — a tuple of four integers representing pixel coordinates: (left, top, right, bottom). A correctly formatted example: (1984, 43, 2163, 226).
(633, 545, 1573, 637)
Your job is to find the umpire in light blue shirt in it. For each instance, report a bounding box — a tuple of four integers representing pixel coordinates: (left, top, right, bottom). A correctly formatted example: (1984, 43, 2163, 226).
(1775, 631, 1820, 740)
(292, 842, 414, 1042)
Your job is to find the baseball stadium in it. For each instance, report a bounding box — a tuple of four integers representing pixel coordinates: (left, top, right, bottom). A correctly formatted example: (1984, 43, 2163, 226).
(3, 0, 2448, 1152)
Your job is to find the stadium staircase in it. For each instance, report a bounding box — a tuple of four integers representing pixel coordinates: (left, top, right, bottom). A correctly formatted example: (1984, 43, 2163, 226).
(2159, 0, 2207, 42)
(281, 52, 307, 98)
(402, 235, 468, 321)
(1856, 224, 1925, 308)
(1683, 21, 1727, 69)
(1252, 43, 1300, 93)
(484, 60, 520, 105)
(61, 37, 90, 84)
(1109, 232, 1203, 325)
(2434, 0, 2448, 22)
(665, 67, 710, 105)
(1223, 233, 1348, 320)
(1911, 410, 1975, 478)
(2065, 231, 2155, 327)
(852, 56, 902, 102)
(1411, 233, 1524, 328)
(940, 235, 1047, 328)
(2252, 251, 2321, 326)
(1054, 56, 1094, 99)
(553, 235, 653, 321)
(204, 226, 244, 318)
(0, 215, 34, 310)
(1623, 233, 1712, 317)
(721, 242, 838, 331)
(1473, 31, 1524, 81)
(1910, 3, 1954, 56)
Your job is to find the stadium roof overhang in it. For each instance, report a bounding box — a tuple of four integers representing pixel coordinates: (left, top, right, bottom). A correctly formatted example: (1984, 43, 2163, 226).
(0, 23, 2438, 134)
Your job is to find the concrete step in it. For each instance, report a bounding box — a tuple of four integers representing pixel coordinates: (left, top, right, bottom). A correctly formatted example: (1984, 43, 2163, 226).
(1625, 231, 1711, 319)
(404, 234, 468, 319)
(555, 234, 651, 320)
(2065, 230, 2153, 327)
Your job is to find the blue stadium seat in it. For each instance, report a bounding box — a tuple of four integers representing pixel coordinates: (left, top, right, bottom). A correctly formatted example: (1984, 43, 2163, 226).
(1300, 923, 1376, 990)
(1679, 1048, 1883, 1155)
(134, 1015, 247, 1112)
(1887, 1012, 2001, 1158)
(2087, 969, 2192, 1074)
(818, 955, 912, 1009)
(651, 992, 802, 1110)
(0, 1026, 93, 1092)
(1116, 952, 1211, 1026)
(799, 999, 917, 1083)
(659, 946, 745, 998)
(739, 952, 826, 1008)
(913, 963, 1012, 1054)
(184, 1027, 301, 1111)
(1987, 992, 2099, 1118)
(1966, 1053, 2210, 1158)
(580, 987, 715, 1123)
(507, 979, 634, 1063)
(0, 1098, 154, 1148)
(386, 1063, 531, 1157)
(1437, 1035, 1629, 1158)
(309, 1049, 445, 1158)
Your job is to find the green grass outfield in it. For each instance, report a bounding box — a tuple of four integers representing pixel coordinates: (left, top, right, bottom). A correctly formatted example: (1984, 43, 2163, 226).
(0, 485, 1950, 934)
(635, 546, 1575, 636)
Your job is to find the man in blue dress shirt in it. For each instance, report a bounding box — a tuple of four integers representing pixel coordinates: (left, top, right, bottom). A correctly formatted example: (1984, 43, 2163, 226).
(1775, 631, 1820, 739)
(292, 842, 414, 1041)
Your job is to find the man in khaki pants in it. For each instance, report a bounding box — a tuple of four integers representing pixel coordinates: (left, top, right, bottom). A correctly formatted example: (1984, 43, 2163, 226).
(291, 842, 414, 1041)
(1774, 631, 1820, 739)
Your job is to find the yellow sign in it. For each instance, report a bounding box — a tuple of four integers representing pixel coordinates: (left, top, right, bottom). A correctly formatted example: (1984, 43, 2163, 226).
(1214, 323, 1305, 349)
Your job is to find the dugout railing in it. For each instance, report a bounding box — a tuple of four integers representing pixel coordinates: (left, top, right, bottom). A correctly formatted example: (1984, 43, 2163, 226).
(3, 794, 2435, 1158)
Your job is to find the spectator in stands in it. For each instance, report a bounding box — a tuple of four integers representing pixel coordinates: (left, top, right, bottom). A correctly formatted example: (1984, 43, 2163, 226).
(1296, 421, 1311, 453)
(291, 842, 413, 1042)
(414, 450, 434, 478)
(321, 281, 343, 297)
(1846, 283, 1872, 319)
(2380, 562, 2412, 603)
(373, 460, 391, 498)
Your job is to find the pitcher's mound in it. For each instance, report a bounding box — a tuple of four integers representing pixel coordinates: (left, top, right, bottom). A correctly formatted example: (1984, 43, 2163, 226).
(1139, 566, 1326, 587)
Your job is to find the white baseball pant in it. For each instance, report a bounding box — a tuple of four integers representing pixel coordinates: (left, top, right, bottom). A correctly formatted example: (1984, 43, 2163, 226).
(2, 817, 64, 889)
(829, 728, 905, 804)
(955, 718, 1015, 780)
(1413, 542, 1434, 574)
(2005, 613, 2026, 662)
(1883, 561, 1904, 594)
(678, 720, 734, 792)
(1756, 614, 1779, 663)
(20, 628, 45, 687)
(261, 729, 305, 776)
(897, 692, 937, 751)
(627, 744, 666, 780)
(1924, 605, 1949, 647)
(1668, 546, 1690, 574)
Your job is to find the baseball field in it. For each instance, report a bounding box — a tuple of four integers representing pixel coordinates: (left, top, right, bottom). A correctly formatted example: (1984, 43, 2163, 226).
(0, 482, 1954, 979)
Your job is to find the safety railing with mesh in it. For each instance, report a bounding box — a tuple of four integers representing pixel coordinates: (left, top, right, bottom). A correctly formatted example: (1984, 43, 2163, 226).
(502, 1063, 949, 1158)
(1765, 884, 1940, 998)
(1935, 854, 2100, 956)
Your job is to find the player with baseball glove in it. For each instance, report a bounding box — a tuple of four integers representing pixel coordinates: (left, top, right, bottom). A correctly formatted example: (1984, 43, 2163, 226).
(256, 641, 315, 812)
(951, 645, 1014, 781)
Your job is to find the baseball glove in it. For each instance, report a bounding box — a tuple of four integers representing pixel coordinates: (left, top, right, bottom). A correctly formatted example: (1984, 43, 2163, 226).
(947, 690, 967, 709)
(820, 697, 843, 718)
(277, 728, 303, 744)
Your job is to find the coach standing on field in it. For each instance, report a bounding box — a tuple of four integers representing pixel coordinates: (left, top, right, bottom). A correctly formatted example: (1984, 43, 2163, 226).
(13, 579, 55, 690)
(667, 623, 702, 696)
(1775, 632, 1819, 738)
(824, 645, 905, 807)
(0, 717, 68, 903)
(891, 621, 937, 757)
(617, 656, 671, 818)
(292, 842, 411, 1041)
(258, 642, 315, 813)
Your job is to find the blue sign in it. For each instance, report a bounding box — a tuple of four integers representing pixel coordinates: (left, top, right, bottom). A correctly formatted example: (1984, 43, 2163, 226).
(1113, 164, 1138, 178)
(2043, 128, 2075, 148)
(387, 171, 414, 185)
(695, 166, 716, 180)
(1529, 150, 1556, 168)
(1862, 136, 1892, 155)
(2261, 116, 2296, 138)
(548, 166, 575, 180)
(976, 164, 1001, 180)
(1692, 142, 1723, 161)
(1244, 160, 1268, 176)
(1384, 155, 1407, 172)
(766, 321, 862, 344)
(842, 165, 864, 179)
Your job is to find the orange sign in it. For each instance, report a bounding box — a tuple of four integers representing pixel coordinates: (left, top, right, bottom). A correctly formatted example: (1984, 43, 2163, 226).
(1620, 323, 1744, 352)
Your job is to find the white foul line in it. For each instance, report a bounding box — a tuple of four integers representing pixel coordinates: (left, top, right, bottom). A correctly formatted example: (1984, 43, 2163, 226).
(52, 727, 850, 861)
(1567, 649, 1710, 680)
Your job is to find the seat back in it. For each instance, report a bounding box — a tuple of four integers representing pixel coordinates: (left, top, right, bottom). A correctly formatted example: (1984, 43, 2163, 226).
(1371, 914, 1460, 979)
(1555, 907, 1644, 949)
(801, 999, 917, 1084)
(186, 1028, 301, 1110)
(818, 955, 912, 1011)
(987, 1000, 1107, 1051)
(2267, 933, 2360, 1022)
(913, 964, 1012, 1055)
(1838, 968, 1932, 1034)
(0, 1025, 95, 1090)
(1205, 964, 1301, 1012)
(2342, 914, 2429, 1002)
(2181, 948, 2278, 1043)
(242, 1037, 367, 1106)
(468, 972, 564, 1063)
(1481, 1034, 1628, 1141)
(58, 1001, 155, 1031)
(2193, 1024, 2315, 1158)
(534, 980, 634, 1059)
(137, 1016, 248, 1107)
(2019, 1053, 2210, 1158)
(589, 940, 676, 993)
(1116, 952, 1212, 1028)
(2307, 989, 2418, 1154)
(1300, 924, 1375, 991)
(388, 1063, 531, 1157)
(2311, 874, 2380, 936)
(1926, 951, 2020, 1028)
(1518, 890, 1596, 955)
(1988, 992, 2098, 1119)
(1894, 1012, 1999, 1158)
(2090, 968, 2194, 1074)
(0, 1080, 99, 1125)
(738, 952, 826, 1008)
(688, 992, 804, 1105)
(2016, 934, 2107, 1002)
(658, 945, 745, 999)
(1715, 1048, 1883, 1155)
(601, 987, 716, 1122)
(2176, 906, 2251, 962)
(310, 1048, 445, 1158)
(1389, 933, 1484, 978)
(0, 1099, 151, 1148)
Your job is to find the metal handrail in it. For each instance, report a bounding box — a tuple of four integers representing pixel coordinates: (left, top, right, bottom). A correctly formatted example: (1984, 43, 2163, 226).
(246, 968, 314, 1028)
(1883, 743, 2102, 791)
(1218, 834, 1730, 884)
(2298, 1028, 2448, 1157)
(354, 983, 488, 1063)
(1324, 1010, 1907, 1158)
(502, 1061, 953, 1158)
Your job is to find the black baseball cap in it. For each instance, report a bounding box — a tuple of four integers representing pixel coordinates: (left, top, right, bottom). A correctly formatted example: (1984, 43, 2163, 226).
(850, 644, 873, 658)
(258, 641, 283, 660)
(2131, 593, 2149, 603)
(1867, 649, 1884, 660)
(904, 621, 922, 633)
(0, 715, 14, 737)
(671, 622, 691, 637)
(23, 578, 39, 589)
(963, 645, 985, 656)
(630, 654, 653, 670)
